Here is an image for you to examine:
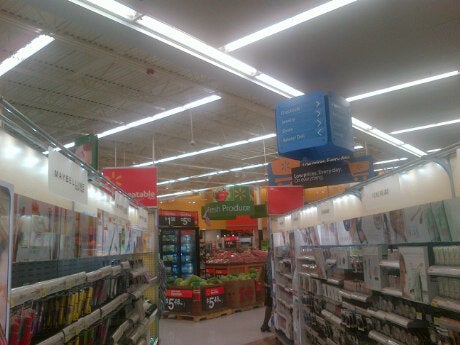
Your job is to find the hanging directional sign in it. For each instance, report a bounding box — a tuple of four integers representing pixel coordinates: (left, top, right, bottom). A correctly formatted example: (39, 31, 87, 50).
(275, 91, 353, 161)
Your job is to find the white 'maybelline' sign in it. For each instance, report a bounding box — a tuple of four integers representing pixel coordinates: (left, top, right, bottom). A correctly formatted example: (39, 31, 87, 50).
(362, 174, 401, 212)
(48, 148, 88, 204)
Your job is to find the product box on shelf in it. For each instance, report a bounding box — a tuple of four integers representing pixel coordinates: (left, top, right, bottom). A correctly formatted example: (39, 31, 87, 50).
(363, 246, 385, 291)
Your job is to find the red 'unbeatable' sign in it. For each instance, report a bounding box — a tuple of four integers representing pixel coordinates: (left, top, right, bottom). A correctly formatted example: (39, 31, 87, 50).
(103, 167, 157, 207)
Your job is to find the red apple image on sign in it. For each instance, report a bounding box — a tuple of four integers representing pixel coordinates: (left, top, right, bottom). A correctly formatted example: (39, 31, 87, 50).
(214, 188, 229, 202)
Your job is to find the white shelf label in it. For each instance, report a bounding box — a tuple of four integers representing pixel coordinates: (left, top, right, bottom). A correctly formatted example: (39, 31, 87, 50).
(362, 174, 401, 211)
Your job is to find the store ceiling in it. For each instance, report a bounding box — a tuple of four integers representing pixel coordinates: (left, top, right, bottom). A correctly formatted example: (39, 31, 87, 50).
(0, 0, 459, 199)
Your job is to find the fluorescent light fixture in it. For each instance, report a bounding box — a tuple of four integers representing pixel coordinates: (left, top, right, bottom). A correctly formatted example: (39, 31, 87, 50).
(133, 133, 276, 167)
(374, 158, 408, 165)
(374, 166, 399, 172)
(157, 163, 268, 186)
(255, 73, 304, 97)
(0, 35, 54, 78)
(83, 0, 138, 20)
(391, 117, 460, 135)
(226, 179, 268, 187)
(354, 145, 363, 150)
(43, 95, 219, 154)
(42, 142, 75, 155)
(98, 94, 220, 139)
(67, 0, 305, 98)
(158, 179, 267, 198)
(351, 117, 426, 157)
(137, 15, 258, 77)
(346, 70, 459, 102)
(427, 148, 441, 153)
(223, 0, 356, 52)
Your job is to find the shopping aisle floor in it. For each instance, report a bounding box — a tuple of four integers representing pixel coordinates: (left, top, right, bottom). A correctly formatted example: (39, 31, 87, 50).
(159, 307, 276, 345)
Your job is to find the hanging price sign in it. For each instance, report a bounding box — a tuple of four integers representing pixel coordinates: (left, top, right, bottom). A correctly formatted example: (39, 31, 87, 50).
(202, 286, 225, 311)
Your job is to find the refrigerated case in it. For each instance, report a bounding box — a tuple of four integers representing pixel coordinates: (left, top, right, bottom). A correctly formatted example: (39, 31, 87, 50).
(159, 227, 200, 280)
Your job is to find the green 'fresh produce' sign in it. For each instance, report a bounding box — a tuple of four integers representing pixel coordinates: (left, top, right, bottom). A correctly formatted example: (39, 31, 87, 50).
(202, 200, 254, 220)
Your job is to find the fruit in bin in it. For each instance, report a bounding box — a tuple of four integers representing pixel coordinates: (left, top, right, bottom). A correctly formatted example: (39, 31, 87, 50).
(174, 278, 183, 286)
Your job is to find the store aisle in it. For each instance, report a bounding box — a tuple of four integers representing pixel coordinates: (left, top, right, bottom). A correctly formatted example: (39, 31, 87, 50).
(159, 307, 275, 345)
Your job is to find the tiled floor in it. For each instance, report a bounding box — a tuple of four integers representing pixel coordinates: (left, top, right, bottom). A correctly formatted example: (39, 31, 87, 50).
(159, 307, 275, 345)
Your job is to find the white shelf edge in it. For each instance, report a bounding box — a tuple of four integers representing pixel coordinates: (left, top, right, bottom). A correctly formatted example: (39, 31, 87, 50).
(368, 331, 404, 345)
(435, 316, 460, 332)
(381, 287, 403, 298)
(428, 265, 460, 277)
(297, 255, 316, 261)
(431, 296, 460, 314)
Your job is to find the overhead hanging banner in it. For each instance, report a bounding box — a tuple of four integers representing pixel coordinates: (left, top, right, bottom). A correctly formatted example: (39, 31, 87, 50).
(291, 156, 375, 187)
(202, 186, 261, 220)
(266, 186, 304, 215)
(275, 91, 353, 161)
(103, 167, 158, 207)
(267, 157, 300, 186)
(48, 148, 88, 204)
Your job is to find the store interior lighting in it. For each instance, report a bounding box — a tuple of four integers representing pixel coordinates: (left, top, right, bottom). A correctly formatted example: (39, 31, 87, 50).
(43, 94, 221, 154)
(374, 158, 408, 165)
(346, 70, 459, 102)
(222, 0, 356, 52)
(157, 163, 268, 186)
(390, 117, 460, 135)
(351, 118, 426, 157)
(158, 178, 268, 198)
(0, 34, 54, 77)
(133, 133, 277, 167)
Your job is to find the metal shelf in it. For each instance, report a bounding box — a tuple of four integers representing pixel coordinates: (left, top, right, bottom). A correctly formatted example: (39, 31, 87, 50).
(428, 265, 460, 278)
(297, 255, 316, 261)
(381, 287, 403, 298)
(339, 289, 371, 303)
(366, 308, 427, 329)
(379, 260, 400, 269)
(431, 296, 460, 314)
(368, 331, 404, 345)
(435, 316, 460, 332)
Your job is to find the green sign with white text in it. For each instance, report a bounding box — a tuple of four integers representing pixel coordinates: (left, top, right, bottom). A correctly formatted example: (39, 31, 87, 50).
(202, 200, 255, 220)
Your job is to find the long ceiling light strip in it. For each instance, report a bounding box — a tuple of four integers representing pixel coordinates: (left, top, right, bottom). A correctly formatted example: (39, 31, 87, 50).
(97, 94, 220, 138)
(158, 178, 268, 198)
(157, 162, 269, 186)
(374, 158, 408, 165)
(222, 0, 356, 52)
(69, 0, 303, 98)
(133, 133, 277, 167)
(351, 117, 426, 157)
(390, 117, 460, 135)
(43, 94, 221, 154)
(0, 34, 54, 77)
(346, 71, 459, 102)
